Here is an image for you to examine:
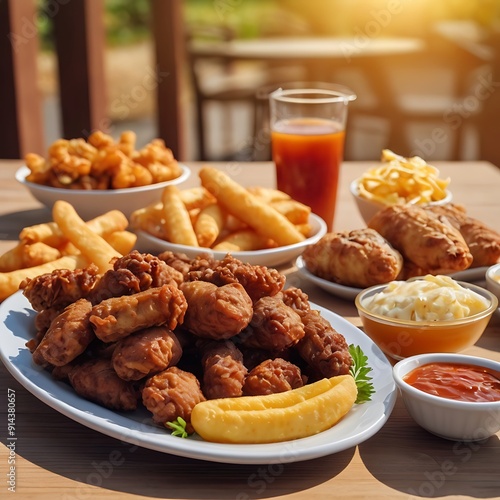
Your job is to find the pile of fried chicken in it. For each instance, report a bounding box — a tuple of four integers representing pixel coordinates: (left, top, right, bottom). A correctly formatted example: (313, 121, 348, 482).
(303, 202, 500, 289)
(20, 251, 352, 433)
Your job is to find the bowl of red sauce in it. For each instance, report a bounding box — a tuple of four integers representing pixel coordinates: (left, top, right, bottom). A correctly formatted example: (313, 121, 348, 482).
(393, 353, 500, 441)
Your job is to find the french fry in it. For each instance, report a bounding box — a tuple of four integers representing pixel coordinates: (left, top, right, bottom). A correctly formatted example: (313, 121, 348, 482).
(0, 254, 88, 302)
(103, 231, 137, 255)
(212, 229, 275, 252)
(191, 374, 357, 444)
(247, 186, 291, 203)
(52, 200, 121, 273)
(161, 186, 199, 246)
(178, 186, 216, 211)
(270, 199, 311, 225)
(0, 242, 61, 272)
(194, 203, 226, 248)
(199, 167, 305, 246)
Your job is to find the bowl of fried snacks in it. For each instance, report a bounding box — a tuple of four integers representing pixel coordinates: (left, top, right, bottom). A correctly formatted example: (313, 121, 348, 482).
(132, 166, 327, 267)
(17, 130, 190, 219)
(350, 149, 452, 223)
(355, 275, 498, 360)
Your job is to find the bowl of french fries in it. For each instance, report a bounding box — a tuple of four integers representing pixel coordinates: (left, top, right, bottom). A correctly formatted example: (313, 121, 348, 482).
(17, 130, 190, 220)
(351, 149, 452, 224)
(132, 166, 328, 267)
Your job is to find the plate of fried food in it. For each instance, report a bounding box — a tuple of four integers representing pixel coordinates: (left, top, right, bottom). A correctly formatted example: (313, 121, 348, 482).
(17, 130, 190, 219)
(133, 166, 327, 267)
(298, 202, 500, 299)
(0, 247, 396, 464)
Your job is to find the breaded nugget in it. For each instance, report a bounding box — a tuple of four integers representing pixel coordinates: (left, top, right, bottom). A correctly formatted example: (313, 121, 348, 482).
(368, 204, 473, 274)
(302, 228, 403, 288)
(426, 203, 500, 267)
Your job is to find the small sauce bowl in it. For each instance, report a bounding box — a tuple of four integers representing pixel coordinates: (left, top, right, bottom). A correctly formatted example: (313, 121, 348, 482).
(393, 353, 500, 441)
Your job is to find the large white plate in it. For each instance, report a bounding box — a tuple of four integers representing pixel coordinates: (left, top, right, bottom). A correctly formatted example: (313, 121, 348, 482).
(135, 213, 327, 268)
(295, 256, 362, 301)
(0, 291, 396, 465)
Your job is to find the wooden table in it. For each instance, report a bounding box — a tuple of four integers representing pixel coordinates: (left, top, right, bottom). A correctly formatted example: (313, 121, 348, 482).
(1, 159, 500, 499)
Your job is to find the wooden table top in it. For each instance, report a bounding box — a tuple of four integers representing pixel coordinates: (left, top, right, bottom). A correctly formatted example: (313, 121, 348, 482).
(1, 159, 500, 499)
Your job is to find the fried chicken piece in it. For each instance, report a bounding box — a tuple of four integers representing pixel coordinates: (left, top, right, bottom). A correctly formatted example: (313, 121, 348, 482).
(142, 366, 206, 431)
(186, 254, 286, 302)
(33, 298, 95, 367)
(199, 340, 247, 399)
(158, 251, 215, 278)
(240, 295, 305, 351)
(302, 228, 404, 288)
(68, 358, 139, 411)
(87, 268, 142, 304)
(277, 286, 311, 314)
(34, 306, 63, 334)
(295, 309, 352, 378)
(426, 203, 500, 267)
(20, 264, 100, 312)
(89, 284, 187, 343)
(179, 281, 253, 340)
(112, 326, 182, 381)
(368, 204, 473, 274)
(242, 358, 304, 396)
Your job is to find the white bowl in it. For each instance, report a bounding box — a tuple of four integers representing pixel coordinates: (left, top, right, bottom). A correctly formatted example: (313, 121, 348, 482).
(393, 353, 500, 441)
(135, 213, 327, 267)
(485, 263, 500, 305)
(16, 164, 191, 220)
(349, 178, 453, 224)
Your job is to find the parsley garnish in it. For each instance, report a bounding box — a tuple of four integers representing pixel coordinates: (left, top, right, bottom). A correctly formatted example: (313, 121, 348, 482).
(165, 416, 189, 438)
(349, 344, 375, 404)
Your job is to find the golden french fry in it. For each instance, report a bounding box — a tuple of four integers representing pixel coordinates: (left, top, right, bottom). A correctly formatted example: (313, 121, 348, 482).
(212, 229, 275, 252)
(0, 254, 88, 302)
(0, 242, 61, 272)
(270, 199, 311, 225)
(178, 186, 216, 211)
(199, 167, 305, 247)
(191, 374, 357, 444)
(161, 186, 199, 246)
(194, 203, 226, 248)
(52, 200, 121, 273)
(103, 231, 137, 255)
(247, 186, 291, 203)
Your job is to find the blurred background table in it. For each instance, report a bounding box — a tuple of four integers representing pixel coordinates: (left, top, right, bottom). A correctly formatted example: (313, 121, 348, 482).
(0, 159, 499, 499)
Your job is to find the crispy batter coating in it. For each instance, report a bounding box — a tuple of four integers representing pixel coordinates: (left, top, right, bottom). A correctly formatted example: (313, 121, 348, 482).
(368, 204, 473, 274)
(276, 286, 311, 314)
(200, 340, 247, 399)
(240, 295, 305, 351)
(68, 358, 139, 411)
(158, 251, 215, 278)
(426, 203, 500, 267)
(142, 366, 206, 431)
(112, 326, 182, 381)
(186, 254, 286, 302)
(87, 268, 142, 304)
(180, 281, 253, 340)
(302, 228, 404, 287)
(33, 298, 95, 366)
(296, 309, 352, 378)
(242, 358, 304, 396)
(89, 284, 187, 343)
(20, 264, 100, 312)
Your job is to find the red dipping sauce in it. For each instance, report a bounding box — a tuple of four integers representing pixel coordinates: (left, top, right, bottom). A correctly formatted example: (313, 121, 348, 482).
(404, 362, 500, 403)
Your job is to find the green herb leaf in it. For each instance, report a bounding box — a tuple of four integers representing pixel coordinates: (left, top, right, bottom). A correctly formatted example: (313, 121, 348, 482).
(165, 416, 189, 438)
(349, 344, 375, 404)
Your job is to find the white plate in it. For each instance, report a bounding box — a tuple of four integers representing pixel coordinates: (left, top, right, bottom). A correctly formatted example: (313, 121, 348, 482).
(0, 291, 396, 465)
(16, 164, 191, 220)
(295, 256, 362, 301)
(135, 213, 327, 268)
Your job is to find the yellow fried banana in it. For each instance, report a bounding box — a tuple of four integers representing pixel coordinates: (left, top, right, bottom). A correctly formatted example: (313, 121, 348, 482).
(191, 375, 357, 443)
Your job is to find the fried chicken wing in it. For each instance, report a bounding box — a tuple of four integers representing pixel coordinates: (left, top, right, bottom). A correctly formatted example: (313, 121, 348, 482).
(33, 298, 95, 367)
(89, 284, 187, 343)
(296, 309, 352, 378)
(277, 286, 311, 314)
(68, 358, 139, 411)
(368, 204, 473, 274)
(20, 264, 100, 312)
(426, 203, 500, 267)
(240, 295, 305, 351)
(242, 358, 304, 396)
(200, 340, 247, 399)
(142, 366, 206, 431)
(112, 326, 182, 381)
(179, 281, 253, 340)
(186, 254, 286, 302)
(87, 268, 143, 304)
(302, 228, 404, 287)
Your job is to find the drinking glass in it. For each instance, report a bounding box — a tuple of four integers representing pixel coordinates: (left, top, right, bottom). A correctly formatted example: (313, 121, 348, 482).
(269, 83, 356, 230)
